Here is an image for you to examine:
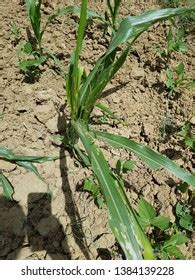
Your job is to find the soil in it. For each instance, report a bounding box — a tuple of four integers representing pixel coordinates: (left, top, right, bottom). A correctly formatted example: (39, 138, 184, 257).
(0, 0, 194, 260)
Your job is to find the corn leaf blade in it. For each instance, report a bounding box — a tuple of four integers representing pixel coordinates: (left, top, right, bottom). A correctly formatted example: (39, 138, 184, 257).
(16, 161, 43, 181)
(25, 0, 42, 43)
(66, 0, 88, 117)
(107, 8, 194, 54)
(0, 146, 58, 163)
(73, 121, 155, 260)
(77, 8, 193, 120)
(94, 130, 195, 188)
(0, 173, 14, 200)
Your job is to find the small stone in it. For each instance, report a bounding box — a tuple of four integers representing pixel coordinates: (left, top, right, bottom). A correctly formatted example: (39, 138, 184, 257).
(159, 72, 166, 83)
(174, 158, 184, 167)
(45, 116, 59, 133)
(16, 247, 34, 260)
(138, 84, 145, 92)
(190, 116, 195, 125)
(52, 241, 60, 248)
(0, 160, 16, 172)
(34, 102, 56, 123)
(35, 90, 53, 103)
(131, 68, 145, 79)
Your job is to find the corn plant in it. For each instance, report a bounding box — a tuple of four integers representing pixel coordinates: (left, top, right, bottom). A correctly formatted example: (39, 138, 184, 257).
(18, 0, 46, 73)
(19, 1, 105, 75)
(20, 1, 71, 74)
(60, 0, 195, 259)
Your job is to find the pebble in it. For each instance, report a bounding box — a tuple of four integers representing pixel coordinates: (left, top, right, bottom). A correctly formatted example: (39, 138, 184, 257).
(190, 116, 195, 125)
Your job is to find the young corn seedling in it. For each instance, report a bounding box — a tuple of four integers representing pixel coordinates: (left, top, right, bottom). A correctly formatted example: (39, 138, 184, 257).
(19, 0, 70, 75)
(19, 1, 105, 76)
(62, 1, 195, 259)
(18, 0, 47, 74)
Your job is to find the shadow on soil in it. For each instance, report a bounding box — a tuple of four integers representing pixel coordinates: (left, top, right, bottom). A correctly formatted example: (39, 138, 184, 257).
(0, 193, 69, 260)
(0, 104, 93, 260)
(57, 103, 92, 260)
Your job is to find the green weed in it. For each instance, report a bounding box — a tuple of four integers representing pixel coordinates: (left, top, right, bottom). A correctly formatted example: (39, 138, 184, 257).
(10, 21, 21, 45)
(176, 202, 193, 231)
(137, 198, 190, 259)
(165, 62, 191, 97)
(178, 121, 195, 150)
(156, 26, 188, 59)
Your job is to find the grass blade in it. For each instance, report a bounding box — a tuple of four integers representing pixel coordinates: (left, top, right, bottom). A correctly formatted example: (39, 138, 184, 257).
(94, 130, 195, 188)
(73, 121, 155, 260)
(96, 102, 120, 121)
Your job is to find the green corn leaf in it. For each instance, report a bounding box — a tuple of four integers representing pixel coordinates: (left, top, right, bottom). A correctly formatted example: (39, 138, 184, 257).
(77, 8, 193, 121)
(0, 146, 58, 163)
(66, 0, 88, 118)
(42, 5, 111, 39)
(107, 0, 122, 25)
(73, 121, 155, 260)
(96, 102, 120, 121)
(48, 5, 105, 22)
(78, 47, 129, 120)
(25, 0, 42, 43)
(74, 144, 91, 166)
(16, 161, 43, 181)
(107, 8, 194, 55)
(0, 173, 14, 200)
(94, 130, 195, 188)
